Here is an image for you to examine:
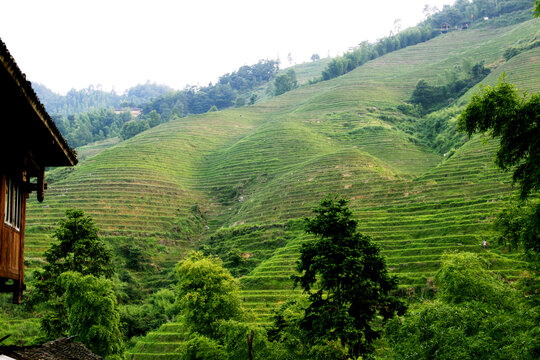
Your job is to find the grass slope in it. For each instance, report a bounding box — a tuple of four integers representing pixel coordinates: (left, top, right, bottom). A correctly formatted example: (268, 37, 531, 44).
(125, 20, 539, 358)
(7, 17, 538, 355)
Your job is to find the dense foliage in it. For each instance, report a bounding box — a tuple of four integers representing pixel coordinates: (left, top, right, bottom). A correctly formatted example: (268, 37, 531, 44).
(173, 252, 270, 360)
(30, 210, 114, 307)
(61, 272, 124, 359)
(317, 0, 535, 82)
(44, 60, 278, 148)
(120, 289, 178, 340)
(51, 108, 131, 147)
(459, 79, 539, 200)
(141, 59, 278, 119)
(410, 61, 490, 114)
(176, 252, 245, 336)
(293, 195, 406, 358)
(33, 82, 172, 116)
(386, 252, 540, 359)
(28, 210, 123, 358)
(274, 69, 298, 96)
(458, 78, 540, 257)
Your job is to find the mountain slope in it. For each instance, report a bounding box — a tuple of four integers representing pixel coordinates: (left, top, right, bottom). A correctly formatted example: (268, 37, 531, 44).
(18, 17, 540, 357)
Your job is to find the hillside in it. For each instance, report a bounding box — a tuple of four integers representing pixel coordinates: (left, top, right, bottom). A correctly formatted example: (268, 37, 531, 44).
(17, 16, 540, 356)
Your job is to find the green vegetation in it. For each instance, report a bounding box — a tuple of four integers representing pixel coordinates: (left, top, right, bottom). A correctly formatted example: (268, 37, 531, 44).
(44, 60, 279, 149)
(459, 78, 540, 257)
(162, 252, 270, 360)
(24, 210, 124, 359)
(33, 82, 172, 117)
(61, 272, 124, 359)
(273, 69, 298, 96)
(385, 252, 540, 359)
(141, 60, 278, 118)
(458, 78, 539, 200)
(315, 0, 536, 83)
(504, 31, 540, 60)
(2, 5, 539, 358)
(293, 196, 406, 357)
(410, 61, 490, 114)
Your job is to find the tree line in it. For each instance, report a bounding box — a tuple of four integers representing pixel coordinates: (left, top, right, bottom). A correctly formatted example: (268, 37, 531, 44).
(33, 82, 173, 117)
(47, 60, 279, 148)
(315, 0, 535, 83)
(139, 59, 278, 118)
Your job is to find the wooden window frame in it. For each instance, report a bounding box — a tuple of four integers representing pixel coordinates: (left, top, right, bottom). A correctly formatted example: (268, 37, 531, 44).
(4, 176, 22, 231)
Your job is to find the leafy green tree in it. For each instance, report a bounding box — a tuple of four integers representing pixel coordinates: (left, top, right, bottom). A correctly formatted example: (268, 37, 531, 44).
(434, 252, 517, 307)
(178, 334, 227, 360)
(176, 252, 244, 337)
(386, 252, 539, 360)
(146, 110, 162, 128)
(458, 78, 539, 199)
(458, 78, 540, 255)
(175, 252, 271, 359)
(60, 272, 125, 359)
(30, 209, 114, 338)
(248, 94, 257, 105)
(293, 195, 406, 358)
(310, 54, 320, 61)
(267, 299, 311, 359)
(535, 0, 540, 17)
(31, 209, 113, 303)
(120, 119, 149, 140)
(120, 288, 179, 338)
(235, 97, 246, 107)
(274, 69, 298, 96)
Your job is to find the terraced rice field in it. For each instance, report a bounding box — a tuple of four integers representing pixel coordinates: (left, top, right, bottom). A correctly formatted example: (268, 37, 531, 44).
(12, 17, 540, 358)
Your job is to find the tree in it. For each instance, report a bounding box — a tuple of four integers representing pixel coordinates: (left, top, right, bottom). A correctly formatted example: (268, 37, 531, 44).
(61, 272, 124, 359)
(30, 209, 114, 338)
(147, 109, 162, 128)
(176, 252, 244, 337)
(293, 195, 406, 358)
(120, 119, 149, 140)
(310, 54, 320, 62)
(274, 69, 298, 96)
(535, 0, 540, 17)
(386, 252, 539, 360)
(458, 78, 539, 255)
(248, 94, 257, 105)
(235, 97, 246, 107)
(458, 78, 540, 199)
(175, 252, 272, 360)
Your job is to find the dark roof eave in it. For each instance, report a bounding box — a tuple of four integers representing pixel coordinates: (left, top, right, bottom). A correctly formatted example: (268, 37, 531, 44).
(0, 38, 77, 167)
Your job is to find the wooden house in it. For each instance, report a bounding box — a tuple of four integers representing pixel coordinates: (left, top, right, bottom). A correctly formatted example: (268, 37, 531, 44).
(0, 39, 77, 303)
(114, 107, 142, 118)
(441, 23, 450, 34)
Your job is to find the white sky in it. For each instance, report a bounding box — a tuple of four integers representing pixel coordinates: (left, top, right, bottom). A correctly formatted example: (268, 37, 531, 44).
(0, 0, 455, 94)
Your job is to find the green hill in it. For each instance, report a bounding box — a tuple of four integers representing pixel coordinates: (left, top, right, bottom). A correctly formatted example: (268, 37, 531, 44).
(16, 16, 540, 357)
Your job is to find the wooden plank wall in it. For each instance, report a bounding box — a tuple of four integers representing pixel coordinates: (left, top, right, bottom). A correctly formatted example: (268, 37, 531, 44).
(0, 174, 24, 284)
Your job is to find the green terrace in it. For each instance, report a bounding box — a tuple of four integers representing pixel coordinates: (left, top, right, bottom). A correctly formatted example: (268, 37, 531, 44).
(15, 17, 540, 359)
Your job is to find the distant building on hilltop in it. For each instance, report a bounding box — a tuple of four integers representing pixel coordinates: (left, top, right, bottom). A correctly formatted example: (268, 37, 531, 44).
(441, 23, 450, 33)
(0, 38, 77, 303)
(114, 107, 142, 118)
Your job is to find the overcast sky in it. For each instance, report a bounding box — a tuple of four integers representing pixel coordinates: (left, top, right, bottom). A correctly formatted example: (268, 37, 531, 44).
(0, 0, 454, 94)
